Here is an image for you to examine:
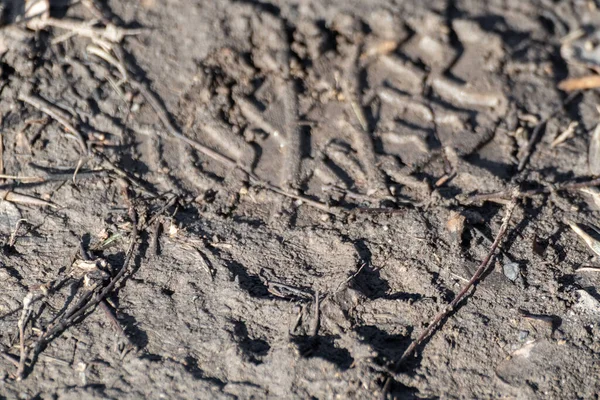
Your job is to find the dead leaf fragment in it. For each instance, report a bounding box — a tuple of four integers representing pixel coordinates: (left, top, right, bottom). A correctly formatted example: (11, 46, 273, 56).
(72, 259, 101, 272)
(360, 39, 398, 60)
(168, 222, 179, 238)
(446, 211, 465, 235)
(558, 75, 600, 92)
(510, 340, 538, 359)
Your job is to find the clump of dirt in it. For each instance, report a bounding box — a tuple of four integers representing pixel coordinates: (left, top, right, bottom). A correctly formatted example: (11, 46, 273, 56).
(1, 0, 600, 398)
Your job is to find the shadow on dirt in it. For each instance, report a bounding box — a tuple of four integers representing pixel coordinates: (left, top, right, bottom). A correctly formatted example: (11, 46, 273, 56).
(223, 260, 270, 298)
(351, 239, 424, 301)
(386, 381, 425, 400)
(183, 355, 227, 388)
(353, 325, 427, 399)
(355, 325, 413, 364)
(350, 239, 389, 298)
(117, 309, 149, 350)
(232, 320, 271, 365)
(291, 334, 354, 371)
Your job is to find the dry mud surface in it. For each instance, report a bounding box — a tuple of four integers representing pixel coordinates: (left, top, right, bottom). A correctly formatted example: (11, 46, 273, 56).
(1, 0, 600, 398)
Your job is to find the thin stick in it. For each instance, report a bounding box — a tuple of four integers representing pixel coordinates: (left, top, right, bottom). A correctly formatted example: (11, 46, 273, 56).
(261, 273, 313, 300)
(0, 170, 106, 187)
(251, 178, 337, 214)
(194, 248, 215, 279)
(8, 219, 27, 248)
(16, 293, 34, 380)
(341, 85, 387, 195)
(99, 300, 135, 350)
(0, 278, 71, 321)
(280, 78, 302, 189)
(0, 175, 51, 182)
(18, 92, 87, 153)
(309, 290, 320, 337)
(93, 210, 138, 299)
(381, 192, 519, 399)
(94, 151, 157, 196)
(72, 158, 84, 184)
(33, 17, 145, 43)
(335, 262, 366, 292)
(1, 352, 19, 368)
(28, 209, 138, 374)
(576, 267, 600, 273)
(144, 195, 178, 229)
(129, 80, 237, 168)
(87, 45, 128, 82)
(151, 221, 161, 257)
(99, 300, 125, 335)
(341, 41, 387, 196)
(78, 240, 135, 348)
(460, 176, 600, 204)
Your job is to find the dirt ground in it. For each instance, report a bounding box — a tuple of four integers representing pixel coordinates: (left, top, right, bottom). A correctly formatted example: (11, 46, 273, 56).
(1, 0, 600, 398)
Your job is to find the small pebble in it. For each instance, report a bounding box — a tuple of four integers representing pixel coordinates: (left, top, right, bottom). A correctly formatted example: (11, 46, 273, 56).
(518, 330, 529, 342)
(503, 262, 520, 282)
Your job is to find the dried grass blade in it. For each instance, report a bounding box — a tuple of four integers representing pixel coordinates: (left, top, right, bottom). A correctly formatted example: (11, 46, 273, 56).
(567, 220, 600, 257)
(558, 75, 600, 92)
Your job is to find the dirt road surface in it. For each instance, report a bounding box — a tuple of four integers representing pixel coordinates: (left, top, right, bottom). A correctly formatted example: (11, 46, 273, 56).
(1, 0, 600, 398)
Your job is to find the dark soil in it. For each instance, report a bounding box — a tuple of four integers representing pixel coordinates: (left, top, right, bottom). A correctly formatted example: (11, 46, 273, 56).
(1, 0, 600, 398)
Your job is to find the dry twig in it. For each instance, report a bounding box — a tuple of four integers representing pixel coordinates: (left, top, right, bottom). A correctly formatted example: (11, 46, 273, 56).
(22, 209, 139, 378)
(34, 17, 145, 43)
(0, 278, 71, 322)
(309, 290, 320, 337)
(79, 241, 136, 351)
(1, 191, 55, 208)
(0, 132, 4, 184)
(18, 92, 88, 153)
(381, 191, 520, 399)
(0, 170, 106, 185)
(87, 45, 128, 83)
(551, 121, 578, 148)
(567, 220, 600, 257)
(459, 176, 600, 205)
(16, 293, 34, 380)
